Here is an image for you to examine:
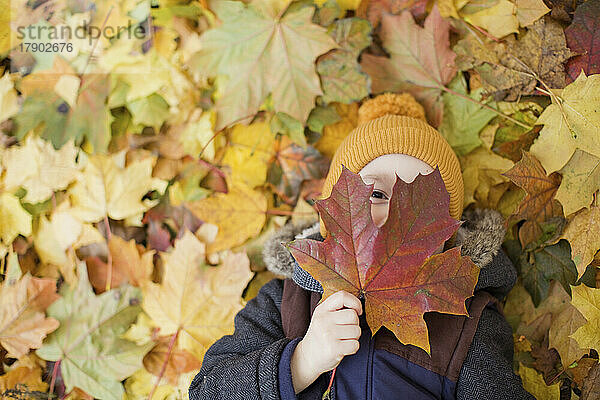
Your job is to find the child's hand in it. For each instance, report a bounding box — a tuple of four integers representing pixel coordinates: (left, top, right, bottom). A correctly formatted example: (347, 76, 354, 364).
(290, 290, 363, 393)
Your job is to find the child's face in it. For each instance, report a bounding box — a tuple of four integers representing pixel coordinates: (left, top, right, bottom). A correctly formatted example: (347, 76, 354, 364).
(359, 154, 444, 255)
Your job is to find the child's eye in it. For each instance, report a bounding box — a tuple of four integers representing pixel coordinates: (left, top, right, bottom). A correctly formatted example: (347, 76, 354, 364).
(371, 190, 388, 200)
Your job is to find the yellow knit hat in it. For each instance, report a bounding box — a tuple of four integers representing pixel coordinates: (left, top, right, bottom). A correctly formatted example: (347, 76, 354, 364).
(319, 92, 464, 238)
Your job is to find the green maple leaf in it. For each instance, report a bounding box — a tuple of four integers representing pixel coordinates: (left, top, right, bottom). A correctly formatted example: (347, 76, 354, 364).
(126, 93, 170, 131)
(439, 74, 497, 156)
(36, 262, 153, 400)
(316, 18, 372, 104)
(190, 0, 338, 131)
(506, 239, 577, 306)
(15, 75, 113, 153)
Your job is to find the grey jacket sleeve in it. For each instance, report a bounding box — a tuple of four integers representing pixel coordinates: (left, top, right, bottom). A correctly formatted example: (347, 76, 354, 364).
(456, 305, 535, 400)
(188, 278, 292, 400)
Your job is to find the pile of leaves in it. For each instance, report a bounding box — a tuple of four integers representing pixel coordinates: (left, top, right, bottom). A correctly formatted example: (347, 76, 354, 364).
(0, 0, 598, 398)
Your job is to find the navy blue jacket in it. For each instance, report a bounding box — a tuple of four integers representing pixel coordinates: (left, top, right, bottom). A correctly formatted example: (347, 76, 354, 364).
(278, 306, 462, 399)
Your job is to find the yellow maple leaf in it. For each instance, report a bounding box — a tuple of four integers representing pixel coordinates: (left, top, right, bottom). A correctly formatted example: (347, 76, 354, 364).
(571, 284, 600, 350)
(530, 72, 600, 174)
(33, 212, 80, 282)
(562, 205, 600, 278)
(518, 364, 560, 400)
(314, 102, 358, 159)
(438, 0, 469, 18)
(102, 48, 194, 123)
(179, 109, 217, 161)
(221, 122, 276, 188)
(459, 146, 514, 208)
(69, 151, 168, 226)
(187, 178, 267, 253)
(547, 284, 588, 368)
(124, 368, 175, 400)
(31, 200, 102, 284)
(142, 231, 253, 361)
(122, 312, 154, 346)
(555, 148, 600, 216)
(0, 74, 19, 123)
(463, 0, 519, 39)
(516, 0, 550, 27)
(89, 0, 138, 48)
(54, 75, 81, 108)
(0, 192, 32, 246)
(2, 135, 82, 204)
(314, 0, 360, 12)
(505, 281, 587, 369)
(153, 27, 179, 59)
(123, 368, 197, 400)
(0, 0, 10, 54)
(0, 365, 48, 393)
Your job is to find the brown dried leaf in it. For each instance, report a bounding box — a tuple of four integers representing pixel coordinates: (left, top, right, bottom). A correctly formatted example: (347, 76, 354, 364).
(143, 335, 201, 385)
(581, 362, 600, 400)
(455, 17, 570, 101)
(567, 358, 598, 387)
(502, 151, 563, 248)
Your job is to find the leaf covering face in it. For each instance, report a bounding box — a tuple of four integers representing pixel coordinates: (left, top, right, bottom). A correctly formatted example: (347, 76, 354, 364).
(287, 166, 480, 354)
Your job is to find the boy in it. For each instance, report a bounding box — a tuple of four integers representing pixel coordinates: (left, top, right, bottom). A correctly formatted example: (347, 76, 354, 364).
(189, 93, 533, 400)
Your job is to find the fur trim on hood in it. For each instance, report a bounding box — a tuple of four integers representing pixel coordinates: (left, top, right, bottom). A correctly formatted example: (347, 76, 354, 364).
(262, 207, 515, 297)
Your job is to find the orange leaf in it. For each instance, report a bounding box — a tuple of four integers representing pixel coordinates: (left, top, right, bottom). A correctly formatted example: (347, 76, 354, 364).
(0, 274, 60, 358)
(86, 236, 155, 293)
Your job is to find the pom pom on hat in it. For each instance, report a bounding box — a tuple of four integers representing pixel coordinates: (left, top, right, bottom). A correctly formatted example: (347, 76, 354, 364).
(318, 92, 464, 238)
(357, 92, 427, 125)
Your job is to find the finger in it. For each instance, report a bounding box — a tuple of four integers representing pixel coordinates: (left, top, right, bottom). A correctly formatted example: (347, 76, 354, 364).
(332, 308, 360, 325)
(323, 290, 362, 316)
(339, 339, 360, 355)
(334, 324, 362, 340)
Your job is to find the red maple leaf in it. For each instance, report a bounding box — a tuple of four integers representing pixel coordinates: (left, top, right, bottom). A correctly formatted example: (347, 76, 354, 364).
(267, 136, 329, 204)
(286, 166, 480, 353)
(565, 0, 600, 83)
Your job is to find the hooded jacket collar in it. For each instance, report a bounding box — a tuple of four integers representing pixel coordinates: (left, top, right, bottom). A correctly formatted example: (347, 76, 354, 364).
(262, 207, 514, 296)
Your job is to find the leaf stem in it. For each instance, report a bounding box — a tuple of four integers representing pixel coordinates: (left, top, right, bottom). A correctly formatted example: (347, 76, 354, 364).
(198, 112, 257, 159)
(148, 328, 180, 399)
(547, 366, 566, 385)
(104, 215, 113, 293)
(265, 209, 315, 216)
(509, 56, 577, 138)
(48, 359, 60, 400)
(439, 85, 534, 130)
(81, 5, 113, 77)
(463, 20, 501, 42)
(326, 367, 336, 394)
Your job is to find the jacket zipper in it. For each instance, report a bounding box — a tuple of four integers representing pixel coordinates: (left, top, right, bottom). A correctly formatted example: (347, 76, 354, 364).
(326, 340, 373, 400)
(366, 331, 374, 400)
